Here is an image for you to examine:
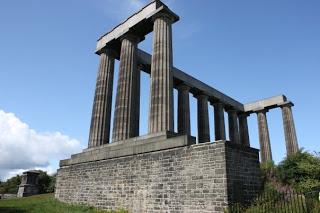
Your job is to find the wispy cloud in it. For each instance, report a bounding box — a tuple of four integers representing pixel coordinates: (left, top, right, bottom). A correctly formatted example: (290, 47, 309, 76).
(93, 0, 177, 22)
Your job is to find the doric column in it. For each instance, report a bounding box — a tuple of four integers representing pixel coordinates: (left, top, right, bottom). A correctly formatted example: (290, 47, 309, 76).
(256, 110, 272, 162)
(88, 48, 115, 148)
(149, 13, 174, 134)
(213, 102, 226, 141)
(227, 109, 240, 144)
(239, 113, 250, 147)
(112, 34, 140, 142)
(177, 84, 191, 135)
(196, 94, 210, 143)
(280, 102, 299, 156)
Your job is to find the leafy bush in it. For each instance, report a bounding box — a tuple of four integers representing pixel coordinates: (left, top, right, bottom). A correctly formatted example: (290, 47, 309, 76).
(0, 175, 21, 194)
(276, 150, 320, 193)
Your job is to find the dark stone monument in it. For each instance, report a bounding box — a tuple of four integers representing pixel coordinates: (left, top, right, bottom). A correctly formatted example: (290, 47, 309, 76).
(17, 170, 40, 197)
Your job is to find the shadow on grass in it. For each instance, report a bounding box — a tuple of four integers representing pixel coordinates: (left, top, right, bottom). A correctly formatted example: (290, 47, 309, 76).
(0, 207, 27, 213)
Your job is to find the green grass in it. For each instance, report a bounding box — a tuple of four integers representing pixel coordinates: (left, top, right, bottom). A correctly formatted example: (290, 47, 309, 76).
(0, 193, 128, 213)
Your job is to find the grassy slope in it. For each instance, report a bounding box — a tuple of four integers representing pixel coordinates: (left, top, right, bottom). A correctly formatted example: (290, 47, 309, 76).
(0, 194, 126, 213)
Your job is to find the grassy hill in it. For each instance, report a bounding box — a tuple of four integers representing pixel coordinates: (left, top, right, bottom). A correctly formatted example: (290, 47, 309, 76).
(0, 194, 127, 213)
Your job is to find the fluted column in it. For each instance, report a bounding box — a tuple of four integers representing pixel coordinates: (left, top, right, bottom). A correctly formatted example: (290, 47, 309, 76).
(239, 113, 250, 147)
(213, 102, 226, 141)
(228, 109, 240, 144)
(88, 48, 115, 148)
(196, 94, 210, 143)
(177, 84, 191, 135)
(112, 34, 140, 142)
(149, 13, 174, 134)
(256, 110, 272, 162)
(281, 102, 299, 156)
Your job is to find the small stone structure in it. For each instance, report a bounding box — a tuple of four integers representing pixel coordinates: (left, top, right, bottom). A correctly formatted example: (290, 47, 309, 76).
(17, 170, 40, 197)
(55, 0, 299, 212)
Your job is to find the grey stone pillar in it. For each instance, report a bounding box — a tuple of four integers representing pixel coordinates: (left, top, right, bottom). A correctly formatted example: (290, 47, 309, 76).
(112, 34, 140, 142)
(256, 110, 272, 162)
(213, 102, 226, 141)
(239, 113, 250, 147)
(88, 48, 115, 148)
(177, 84, 191, 135)
(227, 110, 240, 144)
(281, 102, 299, 156)
(149, 13, 174, 134)
(196, 94, 210, 143)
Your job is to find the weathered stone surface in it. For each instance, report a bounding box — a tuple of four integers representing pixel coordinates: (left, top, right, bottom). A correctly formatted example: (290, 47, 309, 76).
(149, 13, 174, 134)
(177, 84, 191, 135)
(213, 102, 226, 141)
(227, 110, 240, 144)
(256, 110, 272, 162)
(88, 49, 115, 148)
(280, 102, 299, 156)
(196, 94, 210, 143)
(239, 113, 250, 147)
(55, 141, 261, 213)
(112, 34, 140, 142)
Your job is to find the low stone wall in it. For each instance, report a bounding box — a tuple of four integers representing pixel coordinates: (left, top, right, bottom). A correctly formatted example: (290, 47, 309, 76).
(55, 139, 261, 213)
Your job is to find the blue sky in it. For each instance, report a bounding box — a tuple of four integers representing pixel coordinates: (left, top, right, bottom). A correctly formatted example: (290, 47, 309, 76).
(0, 0, 319, 179)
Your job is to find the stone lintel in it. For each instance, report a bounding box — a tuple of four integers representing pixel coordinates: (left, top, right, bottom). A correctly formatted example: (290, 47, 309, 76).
(60, 133, 196, 167)
(96, 0, 179, 54)
(244, 95, 287, 113)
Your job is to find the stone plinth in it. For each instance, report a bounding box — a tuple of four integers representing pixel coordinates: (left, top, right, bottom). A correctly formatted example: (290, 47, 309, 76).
(17, 170, 40, 197)
(55, 137, 261, 213)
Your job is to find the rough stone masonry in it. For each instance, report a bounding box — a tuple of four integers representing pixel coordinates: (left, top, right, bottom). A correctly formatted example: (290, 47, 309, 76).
(55, 0, 299, 212)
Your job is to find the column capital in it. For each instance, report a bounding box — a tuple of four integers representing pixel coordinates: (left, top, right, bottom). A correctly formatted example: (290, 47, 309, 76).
(98, 47, 117, 58)
(279, 101, 294, 108)
(238, 112, 249, 118)
(254, 108, 269, 114)
(119, 33, 144, 43)
(151, 9, 179, 23)
(176, 83, 191, 91)
(226, 108, 239, 114)
(194, 93, 208, 100)
(210, 101, 224, 107)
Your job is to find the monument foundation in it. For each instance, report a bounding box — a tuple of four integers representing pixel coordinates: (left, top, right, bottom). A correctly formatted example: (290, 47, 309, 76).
(56, 136, 261, 212)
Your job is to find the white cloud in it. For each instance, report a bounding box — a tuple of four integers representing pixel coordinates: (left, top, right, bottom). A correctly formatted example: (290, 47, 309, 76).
(0, 110, 83, 180)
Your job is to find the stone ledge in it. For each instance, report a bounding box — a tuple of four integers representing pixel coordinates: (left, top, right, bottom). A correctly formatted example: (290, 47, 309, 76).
(60, 133, 196, 167)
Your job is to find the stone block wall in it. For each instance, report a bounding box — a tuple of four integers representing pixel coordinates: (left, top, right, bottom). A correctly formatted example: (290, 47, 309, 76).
(55, 141, 261, 213)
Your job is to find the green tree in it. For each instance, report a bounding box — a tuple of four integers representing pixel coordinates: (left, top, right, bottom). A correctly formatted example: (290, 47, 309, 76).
(276, 150, 320, 193)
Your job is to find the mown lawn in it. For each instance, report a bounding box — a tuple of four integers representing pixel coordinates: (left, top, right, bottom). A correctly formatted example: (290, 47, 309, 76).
(0, 194, 127, 213)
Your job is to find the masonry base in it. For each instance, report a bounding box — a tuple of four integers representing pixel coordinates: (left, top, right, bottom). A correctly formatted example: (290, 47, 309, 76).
(55, 136, 261, 213)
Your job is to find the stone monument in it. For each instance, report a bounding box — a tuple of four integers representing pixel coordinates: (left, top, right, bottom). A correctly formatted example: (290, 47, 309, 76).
(55, 1, 299, 212)
(17, 170, 40, 197)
